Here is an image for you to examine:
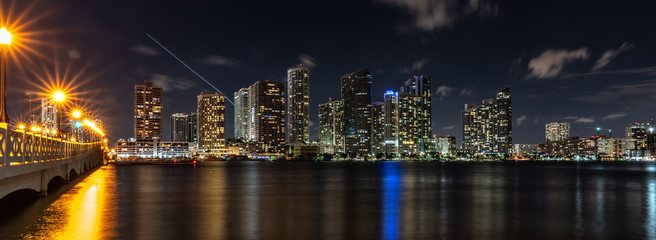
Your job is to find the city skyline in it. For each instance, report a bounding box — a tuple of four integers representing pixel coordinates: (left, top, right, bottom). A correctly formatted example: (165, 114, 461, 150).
(2, 0, 656, 146)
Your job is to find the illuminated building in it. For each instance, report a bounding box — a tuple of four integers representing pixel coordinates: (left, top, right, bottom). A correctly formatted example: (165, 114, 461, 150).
(462, 86, 512, 155)
(341, 69, 372, 154)
(371, 102, 385, 154)
(545, 122, 570, 142)
(40, 99, 58, 131)
(383, 91, 398, 153)
(318, 98, 343, 153)
(134, 82, 163, 141)
(538, 137, 595, 158)
(287, 65, 310, 144)
(400, 75, 432, 152)
(117, 138, 191, 159)
(434, 136, 457, 155)
(233, 88, 250, 139)
(597, 138, 626, 159)
(625, 122, 653, 159)
(397, 93, 420, 153)
(248, 79, 286, 153)
(197, 93, 226, 150)
(170, 113, 188, 142)
(187, 111, 198, 144)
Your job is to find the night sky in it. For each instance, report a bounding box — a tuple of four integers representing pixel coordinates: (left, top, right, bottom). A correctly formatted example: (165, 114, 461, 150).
(4, 0, 656, 145)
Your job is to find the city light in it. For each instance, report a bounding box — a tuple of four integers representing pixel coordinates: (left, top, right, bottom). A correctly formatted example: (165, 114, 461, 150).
(31, 126, 37, 132)
(18, 124, 24, 130)
(54, 91, 65, 102)
(70, 137, 76, 142)
(0, 28, 11, 45)
(73, 110, 81, 118)
(74, 121, 82, 128)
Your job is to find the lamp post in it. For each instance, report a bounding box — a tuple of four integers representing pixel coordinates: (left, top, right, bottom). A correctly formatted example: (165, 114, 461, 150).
(0, 28, 12, 123)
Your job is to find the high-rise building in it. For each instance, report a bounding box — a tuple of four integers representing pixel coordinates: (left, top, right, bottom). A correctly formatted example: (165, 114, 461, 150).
(383, 91, 398, 153)
(234, 88, 250, 139)
(435, 135, 457, 155)
(462, 86, 512, 155)
(134, 82, 163, 141)
(197, 93, 226, 150)
(371, 102, 385, 154)
(187, 111, 198, 144)
(40, 99, 58, 131)
(318, 99, 343, 149)
(341, 69, 372, 154)
(170, 113, 188, 142)
(400, 75, 432, 151)
(625, 123, 654, 158)
(287, 65, 310, 144)
(545, 122, 570, 142)
(397, 92, 420, 153)
(248, 79, 286, 153)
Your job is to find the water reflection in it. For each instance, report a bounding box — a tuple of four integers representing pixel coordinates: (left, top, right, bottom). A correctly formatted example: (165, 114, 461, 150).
(6, 162, 656, 239)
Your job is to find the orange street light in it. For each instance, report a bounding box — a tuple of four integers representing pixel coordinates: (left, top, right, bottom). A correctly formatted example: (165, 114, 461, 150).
(53, 91, 65, 102)
(0, 28, 11, 123)
(72, 110, 81, 118)
(18, 124, 25, 130)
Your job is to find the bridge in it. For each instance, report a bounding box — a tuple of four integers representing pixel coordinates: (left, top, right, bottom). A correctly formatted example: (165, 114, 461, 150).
(0, 123, 104, 199)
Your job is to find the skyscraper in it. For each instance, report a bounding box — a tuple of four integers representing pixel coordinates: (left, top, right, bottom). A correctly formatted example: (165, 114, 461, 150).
(134, 82, 163, 141)
(40, 99, 57, 131)
(397, 92, 420, 153)
(248, 79, 286, 153)
(383, 91, 399, 153)
(234, 88, 250, 139)
(400, 75, 432, 152)
(371, 102, 385, 154)
(341, 69, 372, 154)
(318, 98, 343, 151)
(170, 113, 188, 142)
(187, 111, 198, 144)
(545, 122, 570, 142)
(462, 86, 512, 155)
(197, 93, 226, 150)
(287, 65, 310, 144)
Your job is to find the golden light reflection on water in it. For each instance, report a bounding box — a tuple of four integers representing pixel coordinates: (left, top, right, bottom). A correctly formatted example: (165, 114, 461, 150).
(17, 166, 117, 240)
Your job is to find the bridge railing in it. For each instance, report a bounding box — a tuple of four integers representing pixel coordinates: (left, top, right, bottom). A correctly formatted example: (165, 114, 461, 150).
(0, 123, 101, 167)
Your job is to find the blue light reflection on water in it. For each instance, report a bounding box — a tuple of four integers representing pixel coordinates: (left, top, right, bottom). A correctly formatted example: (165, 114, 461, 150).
(381, 162, 401, 240)
(647, 175, 656, 240)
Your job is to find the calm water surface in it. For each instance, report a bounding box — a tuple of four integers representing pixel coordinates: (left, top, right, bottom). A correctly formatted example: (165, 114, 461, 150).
(2, 161, 656, 239)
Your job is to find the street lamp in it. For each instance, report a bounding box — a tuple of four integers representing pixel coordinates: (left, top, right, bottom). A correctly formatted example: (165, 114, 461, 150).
(0, 28, 12, 123)
(72, 110, 81, 118)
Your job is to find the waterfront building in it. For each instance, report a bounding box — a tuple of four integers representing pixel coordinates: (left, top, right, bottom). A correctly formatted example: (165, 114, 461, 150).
(248, 79, 286, 153)
(134, 82, 163, 141)
(462, 86, 512, 155)
(318, 98, 343, 153)
(538, 137, 595, 158)
(625, 123, 653, 159)
(117, 139, 191, 159)
(287, 65, 310, 144)
(197, 93, 226, 150)
(397, 92, 420, 153)
(371, 102, 385, 154)
(435, 135, 457, 155)
(170, 113, 188, 142)
(545, 122, 570, 142)
(382, 91, 398, 154)
(400, 75, 432, 152)
(597, 138, 626, 159)
(40, 99, 58, 131)
(512, 144, 539, 158)
(233, 88, 250, 139)
(187, 111, 198, 145)
(341, 69, 372, 154)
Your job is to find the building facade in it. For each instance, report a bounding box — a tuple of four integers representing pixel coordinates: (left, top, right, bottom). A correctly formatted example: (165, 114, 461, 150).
(286, 65, 310, 144)
(197, 93, 226, 150)
(462, 86, 512, 155)
(371, 102, 385, 154)
(170, 113, 188, 142)
(341, 69, 372, 154)
(234, 88, 250, 139)
(400, 75, 432, 152)
(187, 111, 198, 145)
(545, 122, 570, 142)
(383, 91, 398, 153)
(134, 82, 163, 141)
(248, 79, 286, 153)
(40, 99, 58, 131)
(318, 99, 343, 152)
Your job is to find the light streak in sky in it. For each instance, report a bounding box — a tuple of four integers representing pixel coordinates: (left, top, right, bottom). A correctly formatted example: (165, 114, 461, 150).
(146, 33, 234, 106)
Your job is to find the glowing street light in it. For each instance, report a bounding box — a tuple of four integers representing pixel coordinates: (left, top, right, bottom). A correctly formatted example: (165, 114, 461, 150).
(0, 28, 12, 123)
(53, 91, 65, 102)
(18, 124, 24, 130)
(72, 110, 81, 118)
